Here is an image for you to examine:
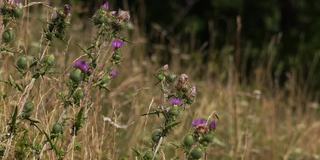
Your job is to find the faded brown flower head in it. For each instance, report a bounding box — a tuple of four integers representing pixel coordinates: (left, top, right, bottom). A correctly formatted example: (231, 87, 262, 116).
(190, 85, 197, 97)
(176, 74, 189, 91)
(179, 74, 189, 84)
(117, 10, 130, 22)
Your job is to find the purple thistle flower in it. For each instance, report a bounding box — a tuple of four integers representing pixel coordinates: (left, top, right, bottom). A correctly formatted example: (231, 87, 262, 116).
(109, 69, 118, 79)
(112, 39, 125, 50)
(101, 0, 110, 11)
(192, 118, 207, 128)
(169, 97, 183, 106)
(209, 120, 217, 130)
(73, 60, 90, 73)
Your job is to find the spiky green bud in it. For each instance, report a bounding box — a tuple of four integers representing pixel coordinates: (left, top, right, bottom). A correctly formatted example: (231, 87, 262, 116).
(151, 129, 162, 143)
(190, 147, 203, 159)
(44, 54, 55, 66)
(52, 123, 63, 135)
(17, 56, 28, 70)
(183, 134, 195, 147)
(21, 101, 34, 118)
(70, 69, 83, 83)
(2, 28, 15, 43)
(157, 74, 165, 81)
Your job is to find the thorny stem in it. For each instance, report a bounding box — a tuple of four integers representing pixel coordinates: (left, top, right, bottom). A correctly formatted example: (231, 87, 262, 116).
(31, 122, 62, 159)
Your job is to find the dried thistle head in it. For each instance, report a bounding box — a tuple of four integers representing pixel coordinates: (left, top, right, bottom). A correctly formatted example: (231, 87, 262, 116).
(117, 10, 130, 22)
(176, 73, 189, 91)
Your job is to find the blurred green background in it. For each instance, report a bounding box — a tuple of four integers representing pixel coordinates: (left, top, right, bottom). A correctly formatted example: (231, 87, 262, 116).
(62, 0, 320, 98)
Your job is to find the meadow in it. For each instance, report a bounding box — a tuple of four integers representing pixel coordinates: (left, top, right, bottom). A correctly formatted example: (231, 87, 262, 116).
(0, 1, 319, 160)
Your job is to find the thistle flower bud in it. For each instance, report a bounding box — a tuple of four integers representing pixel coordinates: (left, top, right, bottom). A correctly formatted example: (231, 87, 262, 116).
(21, 101, 34, 118)
(17, 56, 28, 70)
(13, 7, 23, 19)
(93, 9, 108, 26)
(44, 54, 55, 66)
(2, 28, 15, 43)
(112, 52, 122, 64)
(50, 122, 63, 139)
(169, 106, 180, 116)
(73, 88, 84, 102)
(23, 101, 34, 113)
(157, 73, 165, 81)
(70, 69, 83, 83)
(167, 74, 176, 82)
(183, 134, 195, 147)
(51, 123, 63, 135)
(101, 75, 110, 84)
(201, 133, 214, 145)
(190, 147, 203, 159)
(151, 129, 162, 143)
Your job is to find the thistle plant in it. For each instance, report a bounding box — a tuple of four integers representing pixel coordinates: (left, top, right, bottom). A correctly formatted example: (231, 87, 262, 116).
(0, 0, 221, 159)
(45, 4, 71, 41)
(0, 1, 131, 159)
(135, 64, 197, 159)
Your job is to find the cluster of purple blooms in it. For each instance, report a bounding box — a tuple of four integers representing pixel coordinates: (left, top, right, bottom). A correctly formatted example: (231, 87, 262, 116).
(192, 118, 217, 133)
